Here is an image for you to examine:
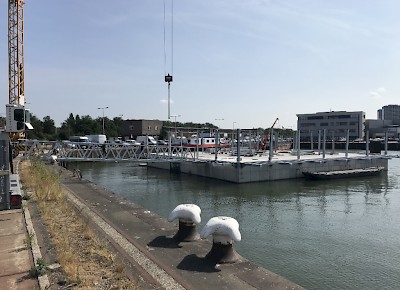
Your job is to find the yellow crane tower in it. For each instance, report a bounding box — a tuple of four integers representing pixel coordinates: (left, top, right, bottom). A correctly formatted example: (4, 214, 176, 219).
(6, 0, 32, 140)
(8, 0, 25, 106)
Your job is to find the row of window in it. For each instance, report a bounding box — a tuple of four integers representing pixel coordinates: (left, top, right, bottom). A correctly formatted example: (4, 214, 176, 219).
(129, 125, 159, 130)
(300, 114, 363, 121)
(300, 129, 357, 134)
(300, 121, 359, 127)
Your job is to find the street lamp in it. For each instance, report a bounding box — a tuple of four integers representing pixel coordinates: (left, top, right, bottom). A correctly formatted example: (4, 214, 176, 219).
(214, 118, 224, 128)
(170, 114, 181, 137)
(97, 106, 109, 135)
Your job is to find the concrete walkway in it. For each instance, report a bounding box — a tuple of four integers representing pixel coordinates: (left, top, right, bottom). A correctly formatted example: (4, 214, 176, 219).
(0, 209, 39, 289)
(60, 167, 305, 290)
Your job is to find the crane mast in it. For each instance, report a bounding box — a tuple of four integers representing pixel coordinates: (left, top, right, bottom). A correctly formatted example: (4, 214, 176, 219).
(6, 0, 31, 140)
(8, 0, 25, 106)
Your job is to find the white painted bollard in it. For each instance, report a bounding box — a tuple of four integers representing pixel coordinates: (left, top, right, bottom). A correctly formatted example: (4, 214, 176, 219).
(200, 216, 241, 263)
(49, 155, 57, 164)
(168, 204, 201, 242)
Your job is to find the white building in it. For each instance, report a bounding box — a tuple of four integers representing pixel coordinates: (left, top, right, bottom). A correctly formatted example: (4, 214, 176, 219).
(297, 111, 365, 141)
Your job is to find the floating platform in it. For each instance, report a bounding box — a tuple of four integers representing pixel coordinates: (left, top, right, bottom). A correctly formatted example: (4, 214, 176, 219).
(148, 151, 390, 183)
(302, 166, 384, 180)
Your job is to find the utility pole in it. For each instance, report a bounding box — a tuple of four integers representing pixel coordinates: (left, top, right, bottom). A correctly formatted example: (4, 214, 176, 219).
(98, 106, 109, 135)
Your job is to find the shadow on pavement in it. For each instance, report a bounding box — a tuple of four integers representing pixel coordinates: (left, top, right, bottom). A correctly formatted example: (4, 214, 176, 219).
(147, 235, 182, 249)
(177, 254, 221, 273)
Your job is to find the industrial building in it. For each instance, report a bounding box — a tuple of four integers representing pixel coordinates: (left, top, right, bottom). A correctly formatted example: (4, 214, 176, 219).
(297, 111, 365, 141)
(120, 119, 163, 140)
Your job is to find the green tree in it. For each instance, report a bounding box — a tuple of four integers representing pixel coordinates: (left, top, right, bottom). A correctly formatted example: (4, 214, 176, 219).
(43, 116, 56, 138)
(27, 115, 44, 140)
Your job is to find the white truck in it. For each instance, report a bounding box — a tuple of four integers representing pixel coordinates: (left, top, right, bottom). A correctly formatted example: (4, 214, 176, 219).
(85, 134, 107, 144)
(136, 136, 157, 145)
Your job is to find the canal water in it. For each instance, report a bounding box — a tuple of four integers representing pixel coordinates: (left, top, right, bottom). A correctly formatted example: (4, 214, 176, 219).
(76, 155, 400, 290)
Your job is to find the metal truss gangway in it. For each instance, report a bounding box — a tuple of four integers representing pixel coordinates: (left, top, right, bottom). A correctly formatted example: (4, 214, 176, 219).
(15, 140, 197, 162)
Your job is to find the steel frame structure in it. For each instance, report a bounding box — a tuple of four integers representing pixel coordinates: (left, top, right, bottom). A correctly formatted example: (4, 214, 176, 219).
(8, 0, 25, 106)
(21, 141, 196, 162)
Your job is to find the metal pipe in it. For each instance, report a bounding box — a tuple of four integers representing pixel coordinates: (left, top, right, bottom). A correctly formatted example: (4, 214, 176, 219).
(366, 130, 369, 156)
(236, 128, 240, 163)
(345, 129, 349, 158)
(384, 131, 388, 155)
(215, 129, 219, 161)
(318, 130, 321, 153)
(323, 129, 326, 159)
(297, 130, 301, 160)
(268, 130, 273, 161)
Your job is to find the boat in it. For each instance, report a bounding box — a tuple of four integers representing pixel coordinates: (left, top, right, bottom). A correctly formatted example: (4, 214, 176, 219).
(172, 134, 230, 149)
(302, 167, 384, 180)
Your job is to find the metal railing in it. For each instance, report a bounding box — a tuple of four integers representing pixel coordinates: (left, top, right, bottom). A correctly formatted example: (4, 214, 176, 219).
(16, 140, 197, 162)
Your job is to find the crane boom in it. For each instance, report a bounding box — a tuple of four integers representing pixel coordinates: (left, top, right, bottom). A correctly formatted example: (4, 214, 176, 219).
(8, 0, 25, 106)
(261, 118, 279, 150)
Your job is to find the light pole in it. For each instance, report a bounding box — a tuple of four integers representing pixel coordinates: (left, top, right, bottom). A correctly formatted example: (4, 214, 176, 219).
(214, 118, 224, 128)
(98, 106, 109, 135)
(232, 122, 237, 150)
(170, 114, 181, 137)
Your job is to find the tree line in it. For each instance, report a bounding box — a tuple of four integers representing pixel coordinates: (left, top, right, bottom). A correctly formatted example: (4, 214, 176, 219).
(0, 114, 295, 141)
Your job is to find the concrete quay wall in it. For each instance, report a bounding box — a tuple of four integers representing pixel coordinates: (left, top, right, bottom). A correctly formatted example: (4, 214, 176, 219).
(149, 156, 389, 183)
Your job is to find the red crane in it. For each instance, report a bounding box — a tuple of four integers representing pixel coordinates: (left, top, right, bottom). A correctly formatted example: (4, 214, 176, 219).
(261, 118, 279, 150)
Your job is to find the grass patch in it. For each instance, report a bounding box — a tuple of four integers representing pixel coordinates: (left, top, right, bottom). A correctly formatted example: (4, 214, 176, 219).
(20, 158, 137, 289)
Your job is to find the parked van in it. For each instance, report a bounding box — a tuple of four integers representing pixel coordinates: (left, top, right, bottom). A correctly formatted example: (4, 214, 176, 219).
(85, 134, 107, 144)
(136, 136, 157, 145)
(69, 136, 89, 143)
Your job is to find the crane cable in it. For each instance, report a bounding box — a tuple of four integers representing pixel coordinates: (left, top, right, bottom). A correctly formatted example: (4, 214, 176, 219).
(163, 0, 174, 76)
(163, 0, 174, 119)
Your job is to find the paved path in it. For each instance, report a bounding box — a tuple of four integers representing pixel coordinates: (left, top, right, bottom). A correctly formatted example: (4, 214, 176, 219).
(0, 209, 39, 289)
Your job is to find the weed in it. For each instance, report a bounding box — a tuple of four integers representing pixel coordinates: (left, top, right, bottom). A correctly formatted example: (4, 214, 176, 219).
(24, 232, 35, 248)
(29, 258, 48, 278)
(22, 193, 31, 200)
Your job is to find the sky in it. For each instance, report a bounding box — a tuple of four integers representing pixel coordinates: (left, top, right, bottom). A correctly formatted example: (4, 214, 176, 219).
(1, 0, 400, 130)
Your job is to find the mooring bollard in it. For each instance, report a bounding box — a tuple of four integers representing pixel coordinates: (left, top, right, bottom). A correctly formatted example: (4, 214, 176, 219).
(49, 155, 57, 164)
(200, 216, 241, 264)
(168, 204, 201, 242)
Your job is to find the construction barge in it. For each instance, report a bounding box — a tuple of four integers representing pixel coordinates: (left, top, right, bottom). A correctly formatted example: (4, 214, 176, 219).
(148, 151, 389, 183)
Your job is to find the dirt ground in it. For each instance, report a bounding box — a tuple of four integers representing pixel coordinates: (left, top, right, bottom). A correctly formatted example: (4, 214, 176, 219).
(19, 160, 139, 290)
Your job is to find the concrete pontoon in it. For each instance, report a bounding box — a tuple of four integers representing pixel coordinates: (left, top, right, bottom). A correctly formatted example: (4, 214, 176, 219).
(148, 151, 390, 183)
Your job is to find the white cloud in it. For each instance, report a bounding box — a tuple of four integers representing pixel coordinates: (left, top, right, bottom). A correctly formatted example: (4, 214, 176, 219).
(369, 87, 386, 100)
(160, 99, 174, 104)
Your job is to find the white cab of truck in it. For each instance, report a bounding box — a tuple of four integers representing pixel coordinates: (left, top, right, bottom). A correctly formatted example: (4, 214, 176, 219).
(136, 136, 157, 145)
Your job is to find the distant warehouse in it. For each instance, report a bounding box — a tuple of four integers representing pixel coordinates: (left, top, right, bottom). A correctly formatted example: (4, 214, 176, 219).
(297, 111, 365, 141)
(120, 119, 163, 140)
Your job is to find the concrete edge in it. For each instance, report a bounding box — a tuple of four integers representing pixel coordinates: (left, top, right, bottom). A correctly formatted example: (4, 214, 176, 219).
(62, 184, 186, 290)
(17, 160, 50, 290)
(22, 200, 50, 290)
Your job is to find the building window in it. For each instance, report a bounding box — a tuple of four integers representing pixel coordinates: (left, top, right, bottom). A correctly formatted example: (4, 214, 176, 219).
(130, 125, 134, 130)
(155, 126, 158, 130)
(321, 123, 328, 126)
(307, 116, 323, 120)
(148, 126, 151, 130)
